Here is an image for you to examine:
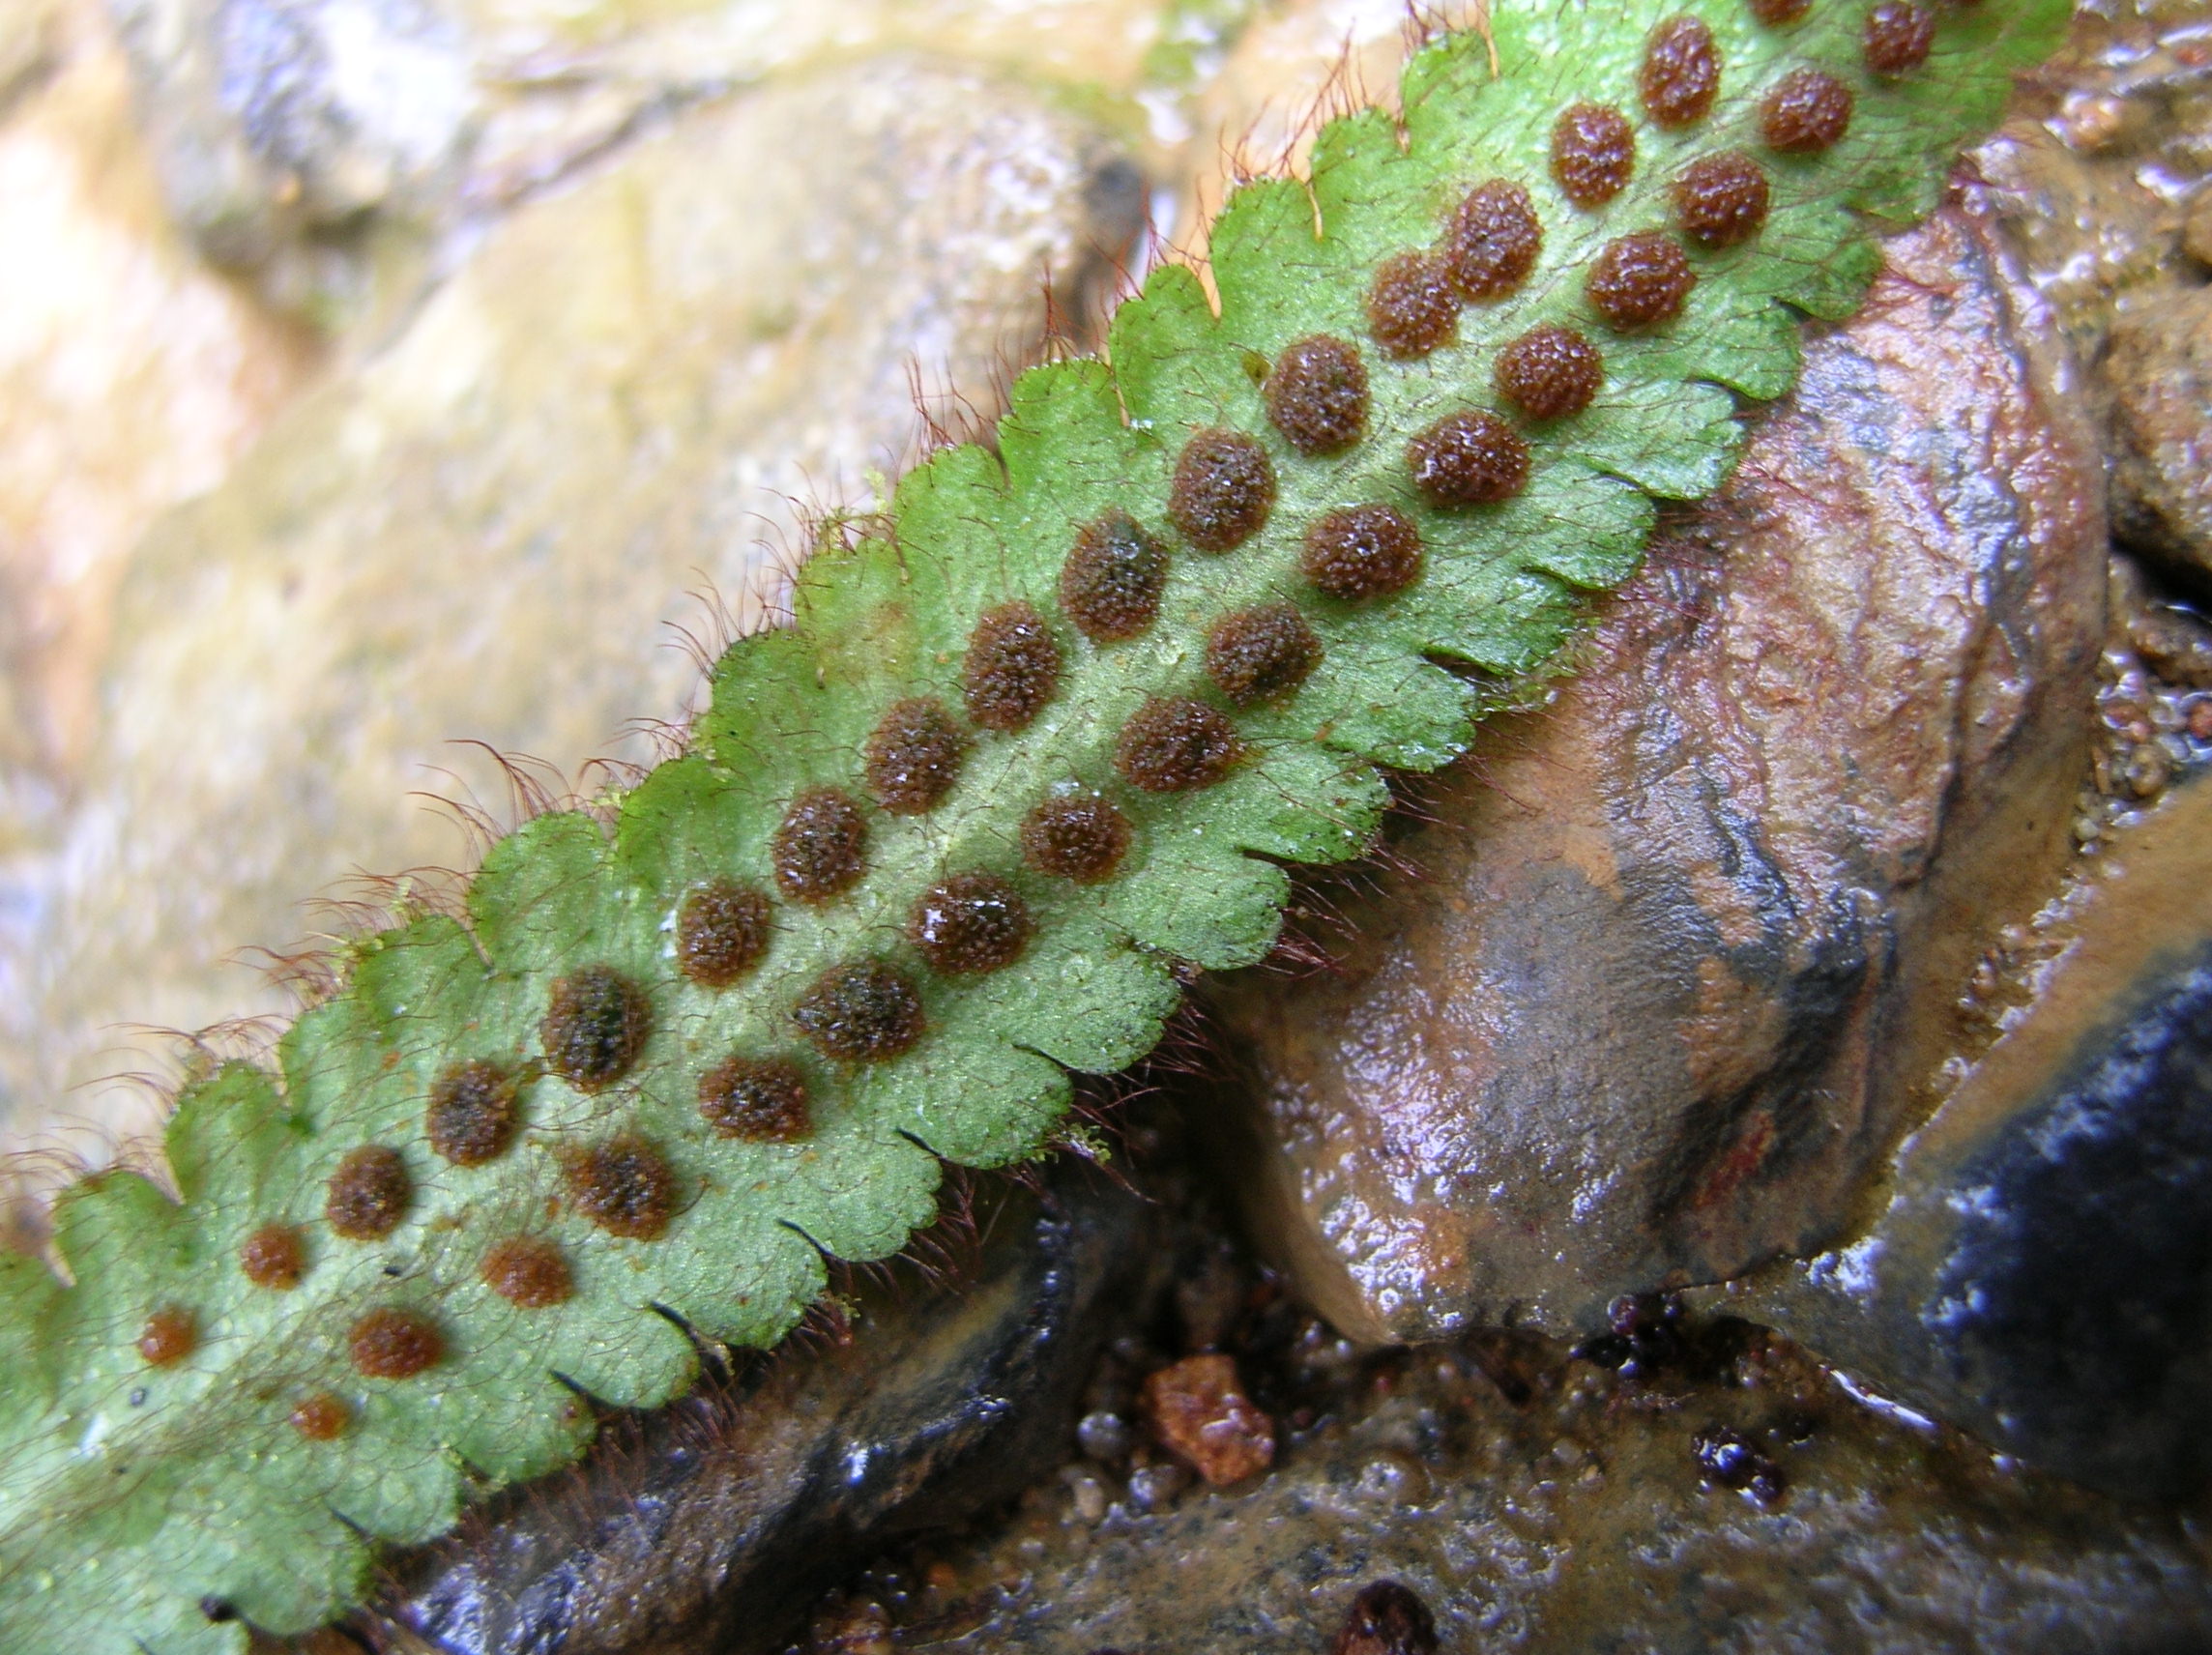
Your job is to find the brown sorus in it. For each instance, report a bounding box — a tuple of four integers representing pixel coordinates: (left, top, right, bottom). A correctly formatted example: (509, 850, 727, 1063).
(911, 872, 1033, 975)
(793, 961, 926, 1062)
(137, 1307, 196, 1367)
(1641, 15, 1722, 128)
(1407, 411, 1530, 507)
(1761, 68, 1853, 153)
(1496, 325, 1604, 421)
(541, 965, 654, 1092)
(1442, 180, 1542, 302)
(425, 1059, 520, 1167)
(1366, 251, 1458, 358)
(1674, 151, 1770, 248)
(480, 1235, 573, 1309)
(865, 696, 966, 815)
(676, 879, 771, 987)
(566, 1134, 680, 1240)
(1864, 0, 1936, 74)
(1552, 102, 1636, 207)
(1206, 604, 1323, 707)
(1586, 232, 1697, 330)
(1021, 795, 1133, 884)
(240, 1222, 306, 1291)
(1168, 429, 1276, 553)
(1061, 510, 1169, 642)
(697, 1055, 812, 1142)
(290, 1392, 350, 1440)
(326, 1145, 411, 1241)
(772, 787, 869, 903)
(349, 1306, 444, 1379)
(1746, 0, 1810, 24)
(1302, 506, 1425, 601)
(1115, 697, 1243, 793)
(963, 601, 1062, 731)
(1265, 335, 1370, 456)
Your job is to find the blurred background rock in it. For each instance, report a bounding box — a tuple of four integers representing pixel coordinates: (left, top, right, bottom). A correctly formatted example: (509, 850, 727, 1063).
(0, 0, 1427, 1182)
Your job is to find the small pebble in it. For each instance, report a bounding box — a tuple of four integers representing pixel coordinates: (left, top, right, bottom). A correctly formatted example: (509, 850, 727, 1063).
(1354, 1451, 1432, 1505)
(809, 1598, 893, 1655)
(1144, 1353, 1276, 1486)
(2185, 188, 2212, 271)
(1077, 1409, 1133, 1463)
(1124, 1461, 1190, 1512)
(1062, 1467, 1111, 1524)
(1576, 1292, 1689, 1376)
(1691, 1423, 1788, 1506)
(2122, 741, 2173, 800)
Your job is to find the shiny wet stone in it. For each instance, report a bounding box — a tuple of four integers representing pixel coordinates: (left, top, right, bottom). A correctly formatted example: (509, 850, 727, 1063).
(1733, 773, 2212, 1501)
(1209, 202, 2107, 1344)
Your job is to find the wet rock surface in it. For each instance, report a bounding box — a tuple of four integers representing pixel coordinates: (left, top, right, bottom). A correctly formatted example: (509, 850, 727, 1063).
(2108, 287, 2212, 600)
(354, 1161, 1152, 1655)
(779, 1161, 2212, 1655)
(1977, 5, 2211, 363)
(1210, 200, 2108, 1344)
(1729, 773, 2212, 1502)
(2078, 552, 2212, 853)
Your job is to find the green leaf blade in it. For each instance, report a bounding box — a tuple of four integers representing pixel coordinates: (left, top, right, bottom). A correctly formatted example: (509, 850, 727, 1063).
(0, 0, 2070, 1643)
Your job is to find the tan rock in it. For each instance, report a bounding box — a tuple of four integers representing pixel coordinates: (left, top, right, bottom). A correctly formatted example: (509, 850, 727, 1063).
(2186, 184, 2212, 272)
(1213, 202, 2107, 1343)
(1, 56, 1139, 1170)
(0, 0, 312, 792)
(2107, 286, 2212, 602)
(109, 0, 1207, 318)
(0, 0, 1391, 1178)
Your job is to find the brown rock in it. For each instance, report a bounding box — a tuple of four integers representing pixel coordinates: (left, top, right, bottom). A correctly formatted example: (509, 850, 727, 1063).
(2186, 186, 2212, 272)
(1973, 120, 2175, 367)
(2117, 554, 2212, 692)
(1972, 5, 2207, 365)
(2107, 287, 2212, 603)
(1143, 1353, 1275, 1486)
(1214, 202, 2106, 1343)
